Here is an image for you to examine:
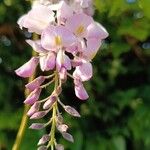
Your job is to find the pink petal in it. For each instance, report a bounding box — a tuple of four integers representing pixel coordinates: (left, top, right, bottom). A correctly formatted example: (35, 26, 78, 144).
(59, 67, 67, 81)
(57, 1, 73, 25)
(63, 54, 71, 70)
(45, 52, 56, 70)
(15, 57, 39, 78)
(39, 55, 47, 72)
(41, 25, 76, 50)
(83, 38, 102, 60)
(73, 62, 93, 81)
(66, 41, 82, 53)
(18, 4, 55, 34)
(65, 13, 93, 37)
(40, 52, 56, 71)
(71, 59, 83, 67)
(56, 50, 71, 71)
(41, 25, 56, 50)
(80, 0, 89, 8)
(26, 40, 47, 53)
(74, 82, 89, 100)
(87, 22, 109, 40)
(17, 14, 27, 29)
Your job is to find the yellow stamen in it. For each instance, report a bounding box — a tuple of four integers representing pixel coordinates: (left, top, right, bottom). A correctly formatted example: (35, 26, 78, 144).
(55, 36, 62, 46)
(76, 25, 85, 36)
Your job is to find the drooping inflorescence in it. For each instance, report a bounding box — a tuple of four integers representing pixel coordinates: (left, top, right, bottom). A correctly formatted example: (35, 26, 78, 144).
(15, 0, 108, 149)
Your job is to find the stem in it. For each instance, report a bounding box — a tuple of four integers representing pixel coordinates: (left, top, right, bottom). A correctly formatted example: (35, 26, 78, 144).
(12, 34, 38, 150)
(47, 72, 59, 149)
(12, 77, 35, 150)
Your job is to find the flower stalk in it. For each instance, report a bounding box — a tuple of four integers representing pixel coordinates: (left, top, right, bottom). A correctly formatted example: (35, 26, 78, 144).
(12, 34, 38, 150)
(14, 0, 109, 149)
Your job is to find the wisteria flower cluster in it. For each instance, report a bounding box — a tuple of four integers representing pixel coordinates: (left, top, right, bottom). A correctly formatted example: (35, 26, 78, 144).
(15, 0, 108, 149)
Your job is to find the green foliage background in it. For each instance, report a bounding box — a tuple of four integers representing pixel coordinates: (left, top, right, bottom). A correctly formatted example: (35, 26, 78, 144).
(0, 0, 150, 149)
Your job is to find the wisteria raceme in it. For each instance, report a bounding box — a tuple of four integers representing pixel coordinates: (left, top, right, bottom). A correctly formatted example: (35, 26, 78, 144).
(16, 0, 108, 149)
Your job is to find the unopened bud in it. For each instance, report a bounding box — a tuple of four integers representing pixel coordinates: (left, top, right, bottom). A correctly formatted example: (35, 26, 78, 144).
(24, 88, 41, 105)
(38, 134, 50, 145)
(37, 146, 47, 150)
(57, 124, 68, 133)
(64, 105, 81, 117)
(56, 114, 64, 125)
(25, 76, 45, 91)
(59, 67, 67, 82)
(30, 110, 49, 119)
(55, 144, 64, 150)
(27, 102, 41, 116)
(62, 132, 74, 143)
(43, 95, 57, 109)
(29, 123, 45, 130)
(55, 86, 62, 95)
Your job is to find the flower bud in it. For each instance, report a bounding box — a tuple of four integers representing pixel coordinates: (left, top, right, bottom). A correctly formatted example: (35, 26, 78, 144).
(64, 105, 81, 117)
(62, 132, 74, 143)
(57, 124, 68, 133)
(38, 134, 50, 145)
(56, 114, 64, 125)
(25, 76, 45, 91)
(55, 144, 64, 150)
(43, 95, 57, 109)
(37, 146, 47, 150)
(27, 102, 41, 116)
(24, 88, 41, 105)
(30, 110, 49, 119)
(55, 86, 62, 95)
(29, 123, 45, 130)
(59, 67, 67, 82)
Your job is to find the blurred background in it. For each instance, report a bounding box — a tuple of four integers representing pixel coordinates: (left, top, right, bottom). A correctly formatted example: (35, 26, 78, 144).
(0, 0, 150, 150)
